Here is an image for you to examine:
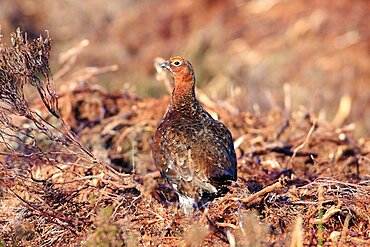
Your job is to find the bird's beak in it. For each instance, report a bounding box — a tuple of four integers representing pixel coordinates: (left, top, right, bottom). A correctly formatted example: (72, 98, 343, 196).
(160, 60, 175, 75)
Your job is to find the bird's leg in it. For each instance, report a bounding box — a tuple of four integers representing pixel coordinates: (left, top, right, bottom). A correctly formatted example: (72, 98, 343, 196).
(178, 194, 196, 214)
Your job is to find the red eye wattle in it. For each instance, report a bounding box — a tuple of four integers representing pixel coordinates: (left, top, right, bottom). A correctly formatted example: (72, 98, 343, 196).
(171, 59, 182, 66)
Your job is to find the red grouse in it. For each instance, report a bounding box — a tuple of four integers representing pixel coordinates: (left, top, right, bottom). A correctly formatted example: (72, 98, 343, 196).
(152, 56, 237, 213)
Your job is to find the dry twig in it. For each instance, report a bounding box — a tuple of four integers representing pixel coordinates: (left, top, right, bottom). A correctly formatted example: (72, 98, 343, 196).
(289, 118, 317, 167)
(230, 178, 287, 205)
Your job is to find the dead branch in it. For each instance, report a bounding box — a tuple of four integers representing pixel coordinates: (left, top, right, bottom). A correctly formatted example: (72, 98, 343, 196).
(230, 178, 287, 204)
(289, 119, 317, 167)
(313, 201, 342, 224)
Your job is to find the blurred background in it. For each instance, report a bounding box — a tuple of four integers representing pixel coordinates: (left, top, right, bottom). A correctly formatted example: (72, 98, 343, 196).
(0, 0, 369, 137)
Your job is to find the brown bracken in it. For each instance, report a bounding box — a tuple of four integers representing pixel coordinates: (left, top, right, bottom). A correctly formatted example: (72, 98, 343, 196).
(152, 56, 237, 213)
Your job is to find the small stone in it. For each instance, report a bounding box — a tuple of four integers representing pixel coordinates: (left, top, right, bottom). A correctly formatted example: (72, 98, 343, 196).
(330, 231, 341, 241)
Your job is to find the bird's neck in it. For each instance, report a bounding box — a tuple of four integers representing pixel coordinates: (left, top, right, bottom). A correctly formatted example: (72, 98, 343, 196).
(171, 76, 196, 108)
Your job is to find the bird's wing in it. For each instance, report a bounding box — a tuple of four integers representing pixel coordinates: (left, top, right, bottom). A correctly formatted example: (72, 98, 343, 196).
(210, 121, 237, 180)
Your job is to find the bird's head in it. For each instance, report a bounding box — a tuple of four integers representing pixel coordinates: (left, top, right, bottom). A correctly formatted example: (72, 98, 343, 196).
(160, 56, 195, 82)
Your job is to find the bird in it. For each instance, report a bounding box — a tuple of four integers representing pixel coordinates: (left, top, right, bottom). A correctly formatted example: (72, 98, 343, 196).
(152, 56, 237, 213)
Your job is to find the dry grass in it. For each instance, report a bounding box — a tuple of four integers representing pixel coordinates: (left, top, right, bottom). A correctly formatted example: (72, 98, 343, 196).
(0, 29, 369, 246)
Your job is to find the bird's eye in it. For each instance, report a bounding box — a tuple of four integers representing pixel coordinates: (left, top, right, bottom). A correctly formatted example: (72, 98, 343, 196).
(172, 60, 182, 66)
